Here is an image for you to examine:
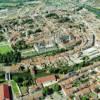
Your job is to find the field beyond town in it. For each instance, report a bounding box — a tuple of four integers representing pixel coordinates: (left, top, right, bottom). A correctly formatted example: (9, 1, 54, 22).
(0, 42, 13, 54)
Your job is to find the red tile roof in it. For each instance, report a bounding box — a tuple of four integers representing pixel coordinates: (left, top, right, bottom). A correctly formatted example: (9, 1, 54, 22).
(36, 75, 56, 84)
(0, 84, 11, 100)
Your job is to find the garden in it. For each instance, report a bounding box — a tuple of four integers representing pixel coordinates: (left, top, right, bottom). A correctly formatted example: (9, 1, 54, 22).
(42, 83, 61, 96)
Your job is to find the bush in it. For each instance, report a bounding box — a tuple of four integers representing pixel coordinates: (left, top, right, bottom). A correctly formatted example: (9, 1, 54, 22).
(46, 13, 59, 19)
(42, 87, 53, 96)
(12, 71, 33, 86)
(58, 16, 70, 23)
(52, 84, 61, 92)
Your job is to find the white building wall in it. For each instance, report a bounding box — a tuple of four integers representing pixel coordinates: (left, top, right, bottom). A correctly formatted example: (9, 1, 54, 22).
(43, 80, 57, 87)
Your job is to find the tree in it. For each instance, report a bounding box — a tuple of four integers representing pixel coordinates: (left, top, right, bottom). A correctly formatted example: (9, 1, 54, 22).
(42, 87, 50, 96)
(19, 66, 25, 71)
(95, 87, 100, 93)
(82, 56, 89, 65)
(22, 80, 28, 87)
(52, 84, 61, 92)
(14, 39, 27, 50)
(13, 76, 23, 85)
(0, 51, 21, 64)
(80, 95, 89, 100)
(42, 87, 53, 96)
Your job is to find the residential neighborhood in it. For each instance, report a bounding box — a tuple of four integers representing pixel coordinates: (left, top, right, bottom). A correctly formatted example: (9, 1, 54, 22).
(0, 0, 100, 100)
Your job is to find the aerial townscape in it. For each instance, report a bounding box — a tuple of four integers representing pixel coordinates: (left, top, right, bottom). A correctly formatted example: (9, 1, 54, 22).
(0, 0, 100, 100)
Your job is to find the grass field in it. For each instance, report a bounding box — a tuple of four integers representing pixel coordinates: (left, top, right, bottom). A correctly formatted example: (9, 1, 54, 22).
(0, 42, 13, 54)
(11, 80, 21, 97)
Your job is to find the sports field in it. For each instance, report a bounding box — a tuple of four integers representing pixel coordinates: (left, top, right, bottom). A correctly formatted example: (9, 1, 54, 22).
(0, 42, 13, 54)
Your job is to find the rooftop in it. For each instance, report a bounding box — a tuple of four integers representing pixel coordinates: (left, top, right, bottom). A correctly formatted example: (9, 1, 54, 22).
(36, 75, 56, 84)
(0, 84, 11, 100)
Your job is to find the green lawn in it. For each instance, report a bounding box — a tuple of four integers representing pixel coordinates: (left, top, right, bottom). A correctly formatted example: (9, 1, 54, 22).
(0, 42, 13, 54)
(11, 80, 20, 97)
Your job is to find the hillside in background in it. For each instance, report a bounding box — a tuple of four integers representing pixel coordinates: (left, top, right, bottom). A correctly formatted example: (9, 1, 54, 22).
(0, 0, 37, 8)
(0, 0, 35, 3)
